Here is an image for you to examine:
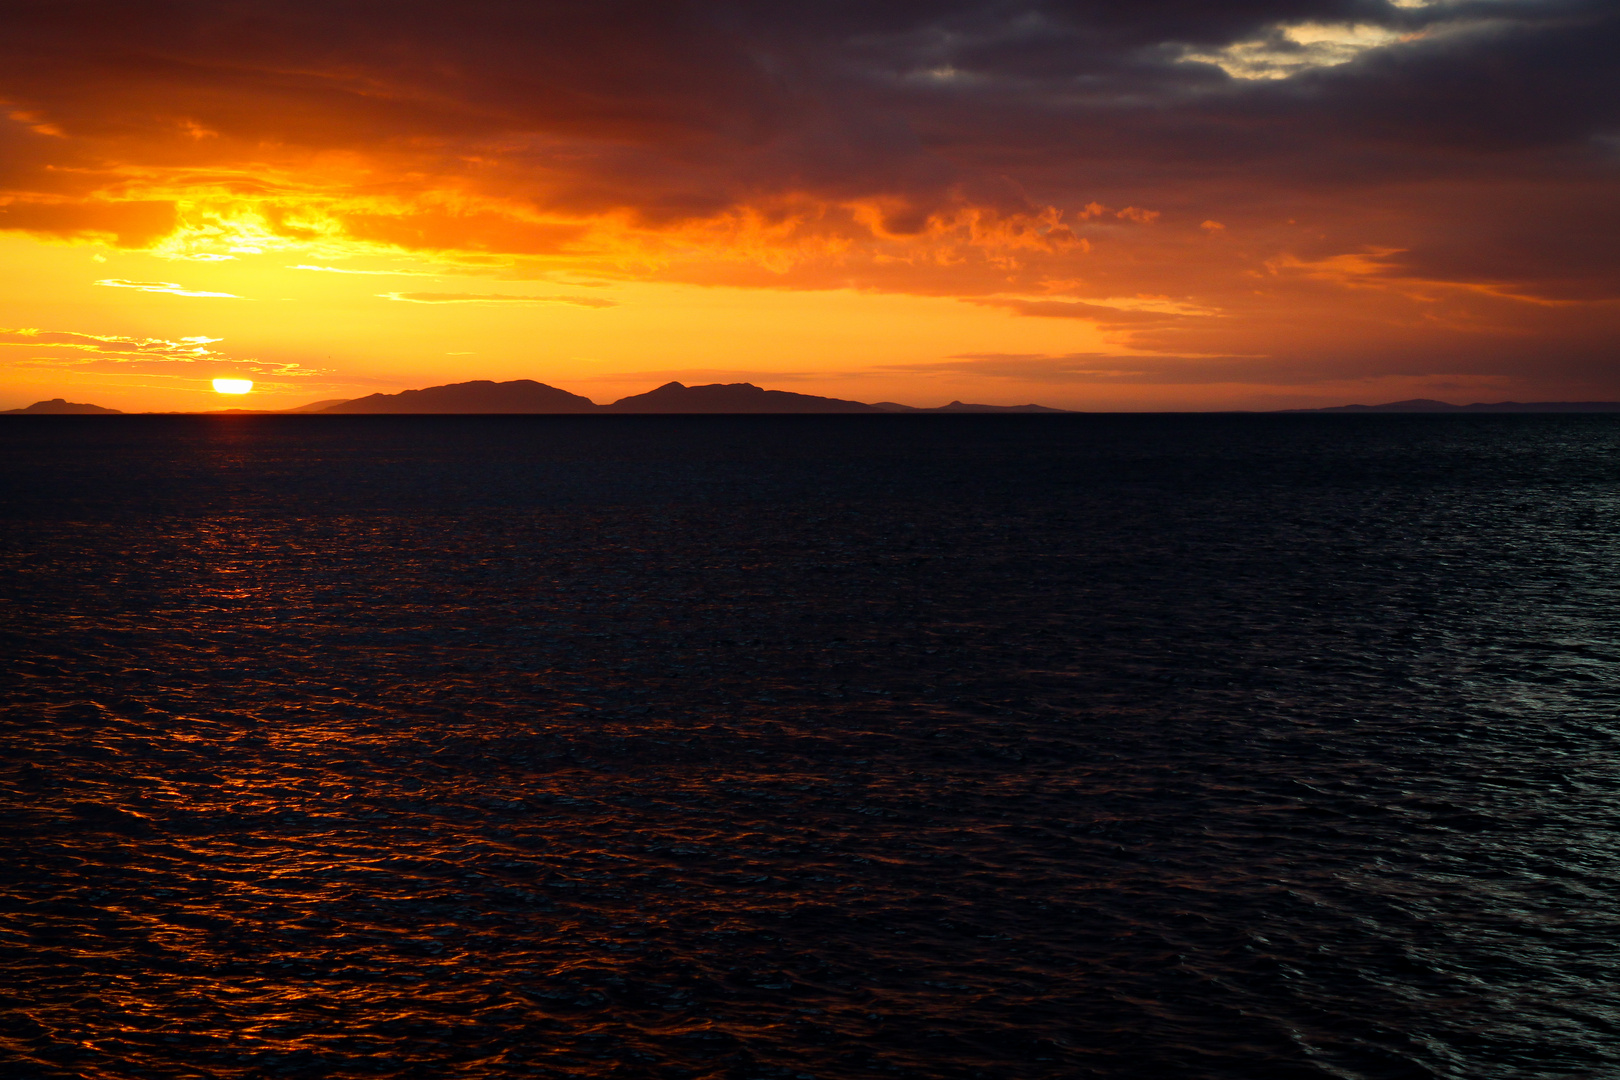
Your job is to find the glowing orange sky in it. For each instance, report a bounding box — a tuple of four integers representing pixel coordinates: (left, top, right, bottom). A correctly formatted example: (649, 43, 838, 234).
(1, 1, 1616, 411)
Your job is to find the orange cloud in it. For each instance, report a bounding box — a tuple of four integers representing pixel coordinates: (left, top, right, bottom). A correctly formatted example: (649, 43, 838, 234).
(379, 291, 616, 307)
(0, 198, 178, 247)
(0, 0, 1614, 408)
(95, 278, 241, 298)
(0, 326, 318, 379)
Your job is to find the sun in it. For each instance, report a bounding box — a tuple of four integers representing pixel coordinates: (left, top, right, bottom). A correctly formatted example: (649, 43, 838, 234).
(212, 378, 254, 395)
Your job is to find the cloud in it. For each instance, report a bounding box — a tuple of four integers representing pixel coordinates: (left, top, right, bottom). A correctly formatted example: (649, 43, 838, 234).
(0, 5, 1610, 278)
(877, 352, 1197, 384)
(880, 351, 1385, 387)
(291, 264, 439, 276)
(0, 328, 221, 356)
(0, 1, 1613, 394)
(968, 297, 1201, 325)
(0, 326, 318, 377)
(0, 198, 179, 247)
(1181, 22, 1406, 81)
(378, 291, 616, 307)
(94, 279, 240, 298)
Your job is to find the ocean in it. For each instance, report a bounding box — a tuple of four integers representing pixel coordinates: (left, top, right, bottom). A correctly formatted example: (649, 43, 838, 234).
(3, 414, 1618, 1079)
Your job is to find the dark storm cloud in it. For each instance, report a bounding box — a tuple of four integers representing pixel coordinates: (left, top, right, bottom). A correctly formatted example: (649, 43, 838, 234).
(879, 2, 1620, 180)
(4, 1, 1614, 198)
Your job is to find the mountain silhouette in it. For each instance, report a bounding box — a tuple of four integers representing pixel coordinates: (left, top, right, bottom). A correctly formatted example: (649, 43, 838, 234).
(1288, 399, 1620, 413)
(30, 384, 1620, 416)
(603, 381, 884, 413)
(22, 382, 1620, 417)
(210, 399, 360, 415)
(4, 379, 1077, 415)
(872, 400, 1070, 413)
(319, 380, 1076, 413)
(323, 380, 599, 413)
(2, 398, 123, 414)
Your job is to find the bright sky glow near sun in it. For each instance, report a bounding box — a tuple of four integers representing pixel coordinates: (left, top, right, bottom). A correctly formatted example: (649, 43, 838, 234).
(0, 1, 1615, 412)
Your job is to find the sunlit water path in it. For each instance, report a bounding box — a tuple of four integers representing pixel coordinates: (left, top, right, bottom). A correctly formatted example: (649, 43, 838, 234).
(3, 415, 1618, 1079)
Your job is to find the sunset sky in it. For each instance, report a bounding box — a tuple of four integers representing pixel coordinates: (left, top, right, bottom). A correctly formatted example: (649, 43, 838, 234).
(1, 0, 1616, 411)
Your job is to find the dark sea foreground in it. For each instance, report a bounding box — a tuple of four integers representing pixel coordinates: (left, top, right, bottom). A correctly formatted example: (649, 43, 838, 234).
(2, 414, 1619, 1080)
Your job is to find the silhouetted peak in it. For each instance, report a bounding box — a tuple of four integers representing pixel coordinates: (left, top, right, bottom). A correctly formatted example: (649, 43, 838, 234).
(3, 398, 123, 415)
(323, 379, 599, 414)
(928, 400, 1071, 413)
(605, 381, 883, 413)
(11, 377, 1076, 415)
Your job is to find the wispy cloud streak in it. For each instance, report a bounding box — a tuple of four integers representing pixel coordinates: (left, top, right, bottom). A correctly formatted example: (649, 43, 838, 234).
(378, 292, 616, 307)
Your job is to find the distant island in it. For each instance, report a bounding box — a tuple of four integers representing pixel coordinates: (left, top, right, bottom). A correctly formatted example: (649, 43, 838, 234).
(323, 380, 1072, 415)
(13, 385, 1620, 416)
(213, 398, 352, 415)
(1, 398, 123, 415)
(3, 380, 1075, 414)
(1283, 398, 1620, 413)
(1, 380, 1072, 415)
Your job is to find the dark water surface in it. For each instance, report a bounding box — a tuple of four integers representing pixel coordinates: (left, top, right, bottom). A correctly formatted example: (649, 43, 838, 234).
(3, 414, 1619, 1080)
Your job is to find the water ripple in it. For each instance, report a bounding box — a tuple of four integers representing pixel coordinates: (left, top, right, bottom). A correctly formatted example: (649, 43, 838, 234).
(2, 414, 1619, 1078)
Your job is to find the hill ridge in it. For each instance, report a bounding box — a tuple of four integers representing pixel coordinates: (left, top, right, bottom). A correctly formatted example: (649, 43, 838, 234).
(308, 379, 1075, 414)
(1285, 399, 1620, 413)
(2, 398, 124, 415)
